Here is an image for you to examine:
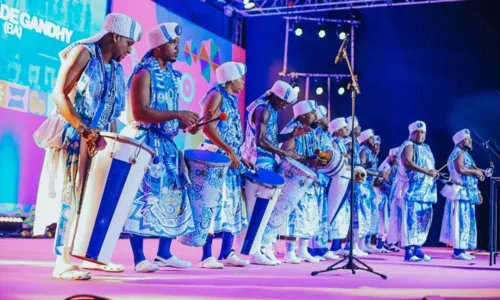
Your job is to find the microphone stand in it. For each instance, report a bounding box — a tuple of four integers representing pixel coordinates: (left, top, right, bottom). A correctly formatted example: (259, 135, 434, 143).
(311, 40, 387, 279)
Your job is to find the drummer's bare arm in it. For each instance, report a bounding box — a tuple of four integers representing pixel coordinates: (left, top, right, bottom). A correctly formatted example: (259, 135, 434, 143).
(130, 69, 198, 126)
(255, 106, 288, 157)
(278, 127, 311, 142)
(52, 46, 91, 133)
(402, 145, 437, 177)
(454, 152, 482, 178)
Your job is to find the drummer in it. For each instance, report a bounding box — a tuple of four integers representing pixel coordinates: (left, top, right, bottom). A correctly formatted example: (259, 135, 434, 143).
(260, 100, 328, 264)
(122, 23, 199, 273)
(196, 61, 256, 268)
(36, 13, 142, 280)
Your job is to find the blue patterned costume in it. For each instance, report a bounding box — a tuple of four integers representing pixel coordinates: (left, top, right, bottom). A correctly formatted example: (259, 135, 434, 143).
(123, 56, 194, 238)
(439, 147, 479, 250)
(387, 140, 437, 247)
(348, 139, 371, 239)
(359, 145, 379, 236)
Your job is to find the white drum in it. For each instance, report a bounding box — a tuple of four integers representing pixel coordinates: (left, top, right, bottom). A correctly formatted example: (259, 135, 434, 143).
(71, 132, 154, 265)
(235, 169, 285, 255)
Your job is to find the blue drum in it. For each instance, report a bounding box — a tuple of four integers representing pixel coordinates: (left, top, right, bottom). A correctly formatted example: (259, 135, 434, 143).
(177, 150, 230, 247)
(234, 169, 285, 255)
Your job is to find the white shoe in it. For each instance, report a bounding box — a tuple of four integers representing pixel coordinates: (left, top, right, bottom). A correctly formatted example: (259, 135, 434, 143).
(353, 247, 368, 257)
(322, 251, 340, 260)
(368, 244, 382, 253)
(220, 251, 249, 267)
(154, 255, 192, 268)
(53, 264, 91, 280)
(135, 260, 159, 273)
(359, 242, 373, 254)
(284, 252, 301, 264)
(262, 247, 282, 265)
(452, 253, 473, 261)
(297, 251, 321, 263)
(250, 250, 276, 266)
(80, 261, 125, 273)
(317, 255, 326, 261)
(199, 257, 224, 269)
(466, 253, 476, 260)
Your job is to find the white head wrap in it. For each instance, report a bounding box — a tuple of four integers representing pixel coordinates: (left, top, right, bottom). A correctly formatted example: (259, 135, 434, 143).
(329, 117, 348, 134)
(374, 135, 381, 145)
(59, 13, 142, 61)
(293, 100, 317, 118)
(315, 105, 327, 120)
(389, 147, 399, 156)
(453, 129, 471, 145)
(357, 129, 374, 144)
(270, 80, 298, 104)
(216, 62, 247, 84)
(147, 22, 182, 49)
(346, 116, 359, 131)
(408, 120, 427, 135)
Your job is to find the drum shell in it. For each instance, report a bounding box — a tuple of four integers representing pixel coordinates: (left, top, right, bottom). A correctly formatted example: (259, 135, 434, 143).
(71, 132, 154, 265)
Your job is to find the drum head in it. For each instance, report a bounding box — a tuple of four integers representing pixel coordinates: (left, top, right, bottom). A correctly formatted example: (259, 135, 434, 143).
(286, 158, 317, 179)
(244, 169, 285, 188)
(184, 149, 230, 165)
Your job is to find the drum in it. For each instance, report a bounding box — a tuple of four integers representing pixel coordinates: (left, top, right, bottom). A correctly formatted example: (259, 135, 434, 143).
(177, 150, 230, 247)
(235, 169, 285, 255)
(71, 132, 154, 265)
(262, 158, 317, 244)
(318, 149, 345, 178)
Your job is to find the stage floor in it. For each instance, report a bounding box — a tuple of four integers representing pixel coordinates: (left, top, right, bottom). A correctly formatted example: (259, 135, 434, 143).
(1, 239, 499, 300)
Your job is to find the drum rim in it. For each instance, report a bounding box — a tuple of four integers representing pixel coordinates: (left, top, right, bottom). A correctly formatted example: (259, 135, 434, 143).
(243, 171, 285, 188)
(283, 157, 318, 179)
(100, 132, 155, 157)
(184, 149, 231, 166)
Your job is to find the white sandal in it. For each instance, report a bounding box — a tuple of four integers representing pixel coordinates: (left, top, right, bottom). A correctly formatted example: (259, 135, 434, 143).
(53, 265, 91, 280)
(80, 261, 125, 273)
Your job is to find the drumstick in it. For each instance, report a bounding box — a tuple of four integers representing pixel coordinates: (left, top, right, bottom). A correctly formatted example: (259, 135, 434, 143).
(183, 110, 214, 132)
(437, 155, 459, 172)
(196, 112, 228, 126)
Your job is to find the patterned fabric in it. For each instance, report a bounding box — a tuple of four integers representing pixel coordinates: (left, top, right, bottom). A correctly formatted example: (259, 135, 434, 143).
(387, 140, 436, 247)
(123, 56, 194, 238)
(54, 43, 126, 255)
(360, 145, 379, 235)
(200, 84, 247, 234)
(439, 147, 479, 249)
(241, 96, 279, 170)
(347, 139, 370, 239)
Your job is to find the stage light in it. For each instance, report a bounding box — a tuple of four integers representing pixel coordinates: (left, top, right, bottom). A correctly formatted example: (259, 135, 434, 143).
(316, 86, 324, 95)
(336, 24, 349, 40)
(244, 2, 255, 9)
(294, 27, 303, 37)
(338, 86, 345, 95)
(243, 0, 249, 3)
(317, 24, 326, 38)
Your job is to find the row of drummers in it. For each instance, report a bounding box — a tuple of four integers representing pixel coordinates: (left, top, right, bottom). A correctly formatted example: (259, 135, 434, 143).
(72, 86, 386, 271)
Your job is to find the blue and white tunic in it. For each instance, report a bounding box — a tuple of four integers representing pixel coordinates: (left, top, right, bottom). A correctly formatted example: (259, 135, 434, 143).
(439, 147, 479, 250)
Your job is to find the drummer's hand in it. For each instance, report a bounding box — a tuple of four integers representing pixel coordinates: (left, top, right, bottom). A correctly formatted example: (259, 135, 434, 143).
(426, 169, 439, 178)
(188, 125, 201, 135)
(282, 150, 300, 160)
(242, 158, 257, 171)
(292, 126, 311, 137)
(474, 169, 484, 180)
(228, 149, 241, 169)
(177, 111, 199, 128)
(308, 157, 328, 168)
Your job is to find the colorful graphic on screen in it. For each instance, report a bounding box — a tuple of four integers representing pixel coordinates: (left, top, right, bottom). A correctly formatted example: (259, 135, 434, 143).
(0, 0, 107, 224)
(112, 0, 246, 150)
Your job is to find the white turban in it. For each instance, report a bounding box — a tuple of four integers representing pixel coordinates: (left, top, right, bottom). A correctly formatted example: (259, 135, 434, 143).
(346, 116, 359, 131)
(315, 105, 327, 120)
(329, 117, 348, 134)
(216, 62, 247, 84)
(374, 135, 381, 145)
(389, 147, 399, 156)
(409, 120, 426, 135)
(357, 129, 374, 144)
(59, 13, 142, 61)
(147, 22, 182, 49)
(453, 129, 471, 145)
(293, 100, 317, 118)
(270, 80, 298, 104)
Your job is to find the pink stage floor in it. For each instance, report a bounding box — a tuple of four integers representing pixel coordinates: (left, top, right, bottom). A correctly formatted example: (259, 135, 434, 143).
(1, 238, 500, 300)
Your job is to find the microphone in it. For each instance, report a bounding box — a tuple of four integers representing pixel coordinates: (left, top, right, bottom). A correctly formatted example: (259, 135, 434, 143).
(196, 112, 228, 127)
(335, 33, 350, 64)
(184, 110, 214, 133)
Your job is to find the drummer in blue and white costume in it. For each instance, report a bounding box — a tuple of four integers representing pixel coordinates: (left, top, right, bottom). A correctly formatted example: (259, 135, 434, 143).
(196, 61, 254, 268)
(38, 13, 142, 280)
(344, 116, 371, 257)
(277, 100, 328, 264)
(439, 129, 483, 260)
(241, 80, 302, 265)
(373, 147, 400, 252)
(387, 121, 439, 262)
(123, 23, 199, 272)
(308, 106, 341, 261)
(326, 117, 352, 255)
